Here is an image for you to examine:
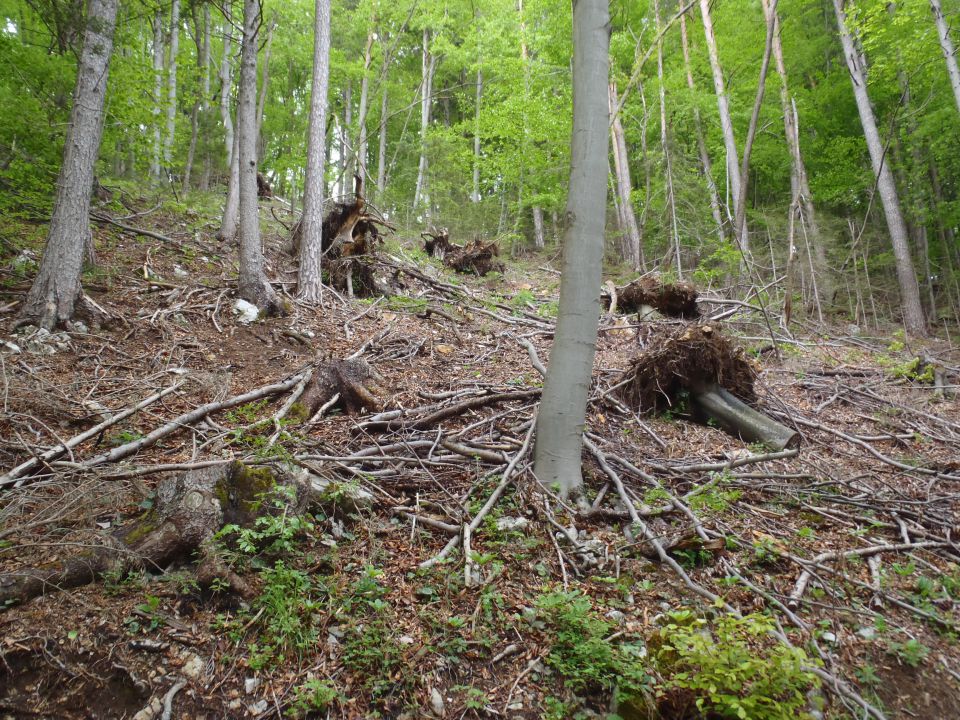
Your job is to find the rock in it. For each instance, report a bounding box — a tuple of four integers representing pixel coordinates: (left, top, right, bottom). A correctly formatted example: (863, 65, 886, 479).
(173, 265, 190, 279)
(820, 631, 838, 645)
(232, 299, 260, 324)
(429, 688, 445, 716)
(495, 517, 529, 532)
(227, 699, 242, 711)
(1, 340, 21, 354)
(248, 700, 269, 715)
(857, 627, 877, 641)
(69, 321, 89, 334)
(399, 635, 415, 645)
(16, 326, 72, 355)
(131, 696, 163, 720)
(244, 677, 259, 695)
(606, 609, 626, 625)
(181, 653, 204, 681)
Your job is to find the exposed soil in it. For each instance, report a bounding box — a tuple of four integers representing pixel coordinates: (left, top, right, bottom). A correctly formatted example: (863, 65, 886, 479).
(0, 190, 958, 719)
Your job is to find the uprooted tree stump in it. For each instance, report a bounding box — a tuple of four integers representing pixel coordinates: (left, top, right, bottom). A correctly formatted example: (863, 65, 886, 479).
(0, 462, 373, 607)
(603, 274, 700, 319)
(290, 175, 393, 296)
(297, 358, 386, 421)
(618, 324, 798, 450)
(422, 228, 504, 276)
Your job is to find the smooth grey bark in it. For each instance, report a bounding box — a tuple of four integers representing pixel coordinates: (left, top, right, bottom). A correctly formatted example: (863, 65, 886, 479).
(256, 17, 276, 157)
(151, 10, 164, 180)
(654, 0, 681, 276)
(20, 0, 118, 330)
(220, 3, 235, 169)
(163, 0, 180, 166)
(376, 82, 388, 196)
(931, 0, 960, 114)
(356, 30, 374, 185)
(607, 81, 642, 270)
(762, 0, 828, 310)
(534, 0, 610, 501)
(183, 3, 209, 191)
(413, 28, 436, 210)
(472, 65, 482, 203)
(339, 81, 352, 197)
(199, 4, 212, 190)
(532, 205, 545, 249)
(298, 0, 332, 303)
(217, 129, 240, 240)
(699, 0, 742, 244)
(832, 0, 926, 335)
(680, 14, 724, 243)
(692, 385, 798, 451)
(732, 0, 779, 257)
(236, 0, 279, 313)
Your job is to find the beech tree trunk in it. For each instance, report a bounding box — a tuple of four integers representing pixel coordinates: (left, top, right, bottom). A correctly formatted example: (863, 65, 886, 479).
(532, 205, 545, 249)
(931, 0, 960, 114)
(163, 0, 180, 167)
(832, 0, 926, 335)
(217, 129, 240, 241)
(414, 28, 435, 211)
(608, 81, 642, 270)
(19, 0, 118, 330)
(219, 4, 235, 170)
(356, 30, 374, 185)
(151, 10, 164, 180)
(534, 0, 610, 502)
(699, 0, 742, 243)
(340, 81, 352, 197)
(762, 0, 829, 310)
(236, 0, 280, 314)
(377, 82, 388, 196)
(680, 14, 724, 243)
(654, 0, 681, 275)
(472, 65, 482, 203)
(199, 4, 212, 190)
(298, 0, 332, 303)
(256, 17, 276, 160)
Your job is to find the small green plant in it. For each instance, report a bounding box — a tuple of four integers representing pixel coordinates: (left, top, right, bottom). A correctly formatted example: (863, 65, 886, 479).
(126, 594, 164, 633)
(216, 485, 313, 562)
(108, 429, 144, 446)
(248, 561, 325, 669)
(652, 610, 820, 719)
(225, 398, 269, 424)
(285, 678, 339, 717)
(887, 638, 929, 668)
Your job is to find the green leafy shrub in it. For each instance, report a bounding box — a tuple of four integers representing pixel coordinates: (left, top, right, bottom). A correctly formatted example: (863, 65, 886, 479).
(651, 611, 820, 719)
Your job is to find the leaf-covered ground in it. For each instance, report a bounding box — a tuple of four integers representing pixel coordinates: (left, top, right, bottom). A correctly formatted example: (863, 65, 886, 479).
(1, 187, 959, 719)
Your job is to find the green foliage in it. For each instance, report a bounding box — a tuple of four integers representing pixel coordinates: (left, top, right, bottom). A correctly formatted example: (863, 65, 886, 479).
(248, 561, 325, 669)
(886, 638, 929, 668)
(286, 679, 340, 718)
(652, 610, 820, 720)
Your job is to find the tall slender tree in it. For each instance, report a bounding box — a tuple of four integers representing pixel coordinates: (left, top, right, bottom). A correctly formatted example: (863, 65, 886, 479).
(163, 0, 180, 167)
(298, 0, 332, 303)
(20, 0, 119, 330)
(930, 0, 960, 114)
(832, 0, 926, 335)
(236, 0, 280, 313)
(608, 81, 642, 269)
(534, 0, 610, 502)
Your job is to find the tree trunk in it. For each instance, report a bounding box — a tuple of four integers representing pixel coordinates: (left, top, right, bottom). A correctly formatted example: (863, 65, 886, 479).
(217, 129, 240, 241)
(163, 0, 180, 168)
(219, 3, 235, 170)
(298, 0, 332, 304)
(732, 0, 778, 257)
(340, 81, 352, 197)
(472, 65, 482, 203)
(680, 14, 724, 243)
(654, 0, 681, 276)
(692, 385, 798, 451)
(414, 28, 435, 211)
(931, 0, 960, 114)
(236, 0, 280, 314)
(761, 0, 828, 308)
(532, 205, 545, 249)
(256, 17, 275, 160)
(151, 10, 164, 180)
(534, 0, 610, 502)
(19, 0, 118, 330)
(199, 4, 211, 191)
(356, 30, 374, 186)
(183, 102, 198, 191)
(699, 0, 742, 242)
(832, 0, 926, 335)
(607, 81, 642, 270)
(377, 82, 388, 197)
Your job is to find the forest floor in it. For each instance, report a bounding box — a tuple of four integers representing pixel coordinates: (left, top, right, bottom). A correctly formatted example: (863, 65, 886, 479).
(0, 186, 959, 720)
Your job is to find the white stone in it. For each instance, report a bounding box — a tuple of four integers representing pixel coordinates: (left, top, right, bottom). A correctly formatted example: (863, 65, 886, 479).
(495, 517, 529, 532)
(173, 265, 189, 279)
(429, 688, 445, 716)
(232, 299, 259, 324)
(244, 677, 259, 695)
(181, 653, 204, 680)
(248, 700, 268, 715)
(1, 340, 21, 354)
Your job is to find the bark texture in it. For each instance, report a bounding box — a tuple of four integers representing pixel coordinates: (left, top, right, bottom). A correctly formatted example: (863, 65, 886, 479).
(832, 0, 926, 335)
(298, 0, 332, 303)
(236, 0, 280, 314)
(931, 0, 960, 114)
(163, 0, 180, 166)
(219, 4, 234, 169)
(19, 0, 118, 330)
(608, 81, 642, 270)
(534, 0, 610, 501)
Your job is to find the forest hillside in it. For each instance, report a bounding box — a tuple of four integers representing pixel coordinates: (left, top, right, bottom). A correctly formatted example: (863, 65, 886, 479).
(1, 0, 960, 718)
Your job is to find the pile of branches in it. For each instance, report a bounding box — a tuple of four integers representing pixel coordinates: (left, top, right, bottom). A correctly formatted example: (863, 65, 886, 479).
(422, 227, 504, 276)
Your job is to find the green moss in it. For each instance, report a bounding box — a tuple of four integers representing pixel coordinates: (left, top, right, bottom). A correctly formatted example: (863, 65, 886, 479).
(121, 512, 161, 545)
(216, 463, 277, 525)
(287, 401, 310, 424)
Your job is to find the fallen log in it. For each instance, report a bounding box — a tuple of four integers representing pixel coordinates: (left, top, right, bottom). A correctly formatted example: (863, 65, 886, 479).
(618, 323, 798, 450)
(0, 462, 372, 607)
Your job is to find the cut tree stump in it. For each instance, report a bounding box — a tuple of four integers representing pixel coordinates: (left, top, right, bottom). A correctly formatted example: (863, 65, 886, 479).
(0, 462, 373, 607)
(603, 274, 699, 318)
(618, 323, 798, 450)
(298, 358, 386, 419)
